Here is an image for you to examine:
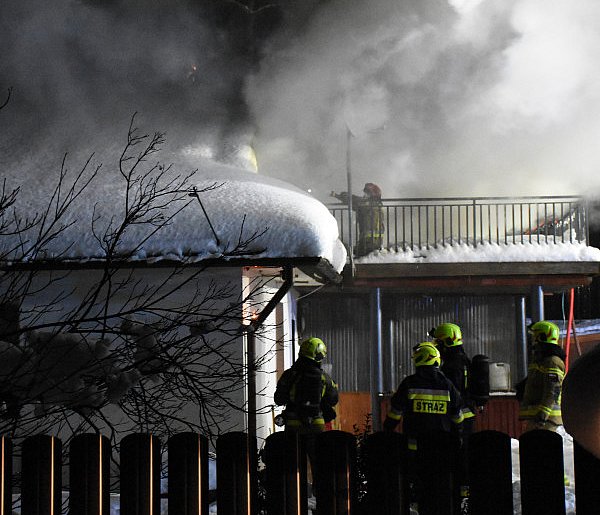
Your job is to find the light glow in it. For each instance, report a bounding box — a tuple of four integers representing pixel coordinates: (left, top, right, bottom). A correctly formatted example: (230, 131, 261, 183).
(99, 436, 103, 515)
(1, 437, 4, 515)
(150, 436, 153, 515)
(51, 437, 55, 515)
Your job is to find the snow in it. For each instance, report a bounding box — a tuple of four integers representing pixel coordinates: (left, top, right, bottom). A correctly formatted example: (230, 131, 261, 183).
(511, 427, 576, 515)
(355, 240, 600, 264)
(2, 160, 347, 274)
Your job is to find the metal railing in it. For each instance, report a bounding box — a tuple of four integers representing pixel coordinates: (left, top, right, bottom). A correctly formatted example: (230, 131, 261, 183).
(328, 195, 589, 255)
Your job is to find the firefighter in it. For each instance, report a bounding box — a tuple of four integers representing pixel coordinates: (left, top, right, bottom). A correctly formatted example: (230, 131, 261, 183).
(331, 182, 385, 257)
(274, 337, 339, 470)
(430, 322, 489, 507)
(429, 323, 477, 433)
(519, 320, 565, 432)
(384, 342, 465, 511)
(383, 342, 464, 444)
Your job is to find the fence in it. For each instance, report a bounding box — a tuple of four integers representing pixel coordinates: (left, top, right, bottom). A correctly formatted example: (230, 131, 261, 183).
(328, 196, 589, 256)
(2, 428, 599, 514)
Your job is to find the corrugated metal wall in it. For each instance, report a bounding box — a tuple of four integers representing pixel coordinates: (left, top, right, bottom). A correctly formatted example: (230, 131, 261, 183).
(298, 293, 371, 392)
(298, 291, 518, 392)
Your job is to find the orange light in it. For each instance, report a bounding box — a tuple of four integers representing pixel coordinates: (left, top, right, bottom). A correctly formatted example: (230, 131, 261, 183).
(51, 437, 55, 515)
(149, 436, 153, 515)
(1, 437, 4, 515)
(99, 436, 103, 515)
(198, 436, 202, 515)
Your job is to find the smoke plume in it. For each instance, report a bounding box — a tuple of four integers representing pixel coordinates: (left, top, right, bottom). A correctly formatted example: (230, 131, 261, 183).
(3, 0, 600, 204)
(246, 0, 600, 202)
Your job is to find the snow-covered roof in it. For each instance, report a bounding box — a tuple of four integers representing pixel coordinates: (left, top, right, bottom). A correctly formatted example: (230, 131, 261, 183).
(1, 158, 347, 275)
(150, 167, 348, 272)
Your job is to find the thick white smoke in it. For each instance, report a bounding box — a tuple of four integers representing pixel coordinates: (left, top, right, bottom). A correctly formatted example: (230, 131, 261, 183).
(246, 0, 600, 202)
(4, 0, 600, 203)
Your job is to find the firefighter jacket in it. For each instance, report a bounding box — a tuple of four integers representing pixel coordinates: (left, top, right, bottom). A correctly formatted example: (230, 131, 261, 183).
(440, 345, 476, 421)
(274, 356, 339, 432)
(519, 343, 565, 427)
(384, 366, 465, 439)
(333, 192, 384, 255)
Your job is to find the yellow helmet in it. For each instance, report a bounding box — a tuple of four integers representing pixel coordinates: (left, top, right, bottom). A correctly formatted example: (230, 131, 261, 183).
(529, 321, 560, 345)
(429, 323, 463, 348)
(412, 342, 441, 367)
(299, 337, 327, 362)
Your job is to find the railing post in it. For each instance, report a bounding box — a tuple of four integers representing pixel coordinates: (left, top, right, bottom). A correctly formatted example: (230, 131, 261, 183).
(473, 199, 477, 247)
(69, 433, 111, 515)
(120, 433, 161, 515)
(21, 435, 62, 515)
(315, 430, 357, 515)
(263, 431, 308, 515)
(168, 432, 210, 515)
(0, 436, 11, 515)
(217, 432, 258, 515)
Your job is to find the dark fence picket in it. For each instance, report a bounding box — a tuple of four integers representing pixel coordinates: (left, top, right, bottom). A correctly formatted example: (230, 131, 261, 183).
(168, 432, 210, 515)
(69, 433, 111, 515)
(573, 440, 600, 515)
(263, 431, 308, 515)
(315, 430, 358, 515)
(21, 434, 62, 515)
(468, 430, 513, 515)
(119, 433, 161, 515)
(216, 431, 258, 515)
(5, 428, 600, 514)
(519, 429, 566, 515)
(415, 431, 461, 515)
(364, 431, 409, 515)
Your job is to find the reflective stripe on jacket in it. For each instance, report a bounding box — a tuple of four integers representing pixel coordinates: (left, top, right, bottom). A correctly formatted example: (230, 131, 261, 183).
(519, 354, 565, 425)
(385, 366, 465, 436)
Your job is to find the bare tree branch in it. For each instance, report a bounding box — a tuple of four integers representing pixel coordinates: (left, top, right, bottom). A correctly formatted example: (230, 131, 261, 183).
(0, 114, 282, 471)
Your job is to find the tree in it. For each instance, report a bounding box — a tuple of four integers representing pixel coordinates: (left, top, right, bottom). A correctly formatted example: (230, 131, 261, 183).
(0, 108, 279, 462)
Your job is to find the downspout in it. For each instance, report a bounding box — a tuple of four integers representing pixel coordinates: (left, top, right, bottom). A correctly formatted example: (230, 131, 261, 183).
(245, 266, 294, 441)
(515, 295, 528, 381)
(530, 285, 544, 323)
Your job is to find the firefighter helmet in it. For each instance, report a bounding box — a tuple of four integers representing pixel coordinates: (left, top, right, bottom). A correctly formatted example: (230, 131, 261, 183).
(299, 337, 327, 362)
(529, 321, 560, 345)
(429, 323, 463, 348)
(363, 182, 382, 199)
(412, 342, 441, 367)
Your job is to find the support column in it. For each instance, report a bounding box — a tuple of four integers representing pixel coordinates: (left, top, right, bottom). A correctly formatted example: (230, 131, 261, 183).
(370, 288, 383, 431)
(515, 295, 528, 380)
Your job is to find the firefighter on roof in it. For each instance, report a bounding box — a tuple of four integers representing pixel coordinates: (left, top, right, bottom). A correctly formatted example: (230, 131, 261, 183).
(331, 182, 385, 257)
(519, 321, 565, 432)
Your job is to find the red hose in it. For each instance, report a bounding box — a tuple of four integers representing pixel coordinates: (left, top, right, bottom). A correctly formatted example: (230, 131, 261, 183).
(565, 288, 575, 372)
